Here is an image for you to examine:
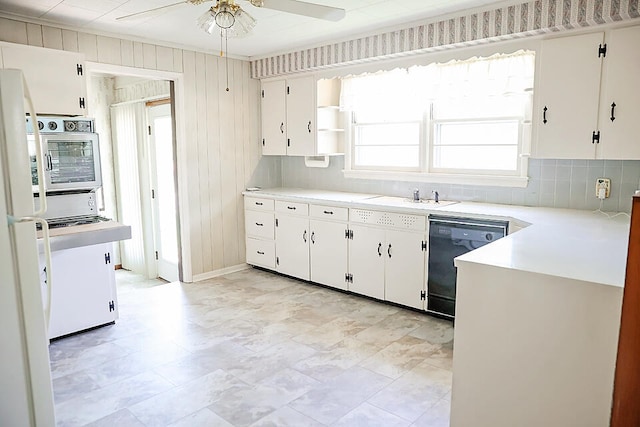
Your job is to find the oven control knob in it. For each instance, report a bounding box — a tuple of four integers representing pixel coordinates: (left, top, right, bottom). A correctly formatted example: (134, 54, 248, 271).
(485, 233, 494, 241)
(64, 121, 77, 131)
(48, 121, 57, 131)
(37, 121, 44, 130)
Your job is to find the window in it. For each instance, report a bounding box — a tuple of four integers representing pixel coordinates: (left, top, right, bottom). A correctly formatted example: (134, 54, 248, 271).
(341, 51, 535, 185)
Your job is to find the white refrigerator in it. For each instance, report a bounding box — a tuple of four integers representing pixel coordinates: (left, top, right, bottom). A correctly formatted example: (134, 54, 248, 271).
(0, 69, 56, 425)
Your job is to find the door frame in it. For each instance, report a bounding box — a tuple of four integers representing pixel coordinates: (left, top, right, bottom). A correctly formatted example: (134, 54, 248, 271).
(85, 62, 192, 282)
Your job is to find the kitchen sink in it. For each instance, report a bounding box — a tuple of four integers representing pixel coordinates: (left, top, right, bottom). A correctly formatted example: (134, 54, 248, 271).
(365, 196, 459, 208)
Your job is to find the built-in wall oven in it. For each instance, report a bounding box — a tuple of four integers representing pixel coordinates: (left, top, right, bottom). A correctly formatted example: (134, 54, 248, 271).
(427, 215, 508, 318)
(26, 116, 101, 193)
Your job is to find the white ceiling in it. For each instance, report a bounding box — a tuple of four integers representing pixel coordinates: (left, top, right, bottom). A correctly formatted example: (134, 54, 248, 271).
(0, 0, 507, 59)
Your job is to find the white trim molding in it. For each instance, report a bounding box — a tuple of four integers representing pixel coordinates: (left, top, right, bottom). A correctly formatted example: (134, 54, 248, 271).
(192, 263, 251, 282)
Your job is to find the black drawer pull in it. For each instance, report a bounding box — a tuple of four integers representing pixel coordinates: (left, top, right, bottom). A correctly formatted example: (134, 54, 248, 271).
(257, 251, 264, 255)
(287, 206, 296, 210)
(255, 222, 263, 227)
(255, 202, 263, 206)
(323, 210, 334, 215)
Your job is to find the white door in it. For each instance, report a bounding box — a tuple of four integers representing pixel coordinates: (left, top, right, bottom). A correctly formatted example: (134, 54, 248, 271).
(286, 76, 316, 156)
(348, 224, 385, 300)
(535, 32, 604, 159)
(598, 26, 640, 159)
(275, 214, 310, 280)
(310, 219, 348, 290)
(385, 229, 426, 309)
(261, 79, 287, 155)
(148, 103, 180, 282)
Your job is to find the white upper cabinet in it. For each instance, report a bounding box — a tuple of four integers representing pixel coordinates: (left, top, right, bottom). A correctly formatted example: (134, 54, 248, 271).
(597, 25, 640, 159)
(260, 76, 345, 156)
(1, 43, 87, 116)
(261, 79, 287, 155)
(534, 26, 640, 159)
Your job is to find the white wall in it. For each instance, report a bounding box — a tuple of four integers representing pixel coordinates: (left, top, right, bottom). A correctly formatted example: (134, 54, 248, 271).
(0, 18, 282, 279)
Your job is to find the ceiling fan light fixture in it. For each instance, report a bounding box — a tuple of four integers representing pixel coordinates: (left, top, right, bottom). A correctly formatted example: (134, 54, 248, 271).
(197, 7, 217, 34)
(214, 5, 236, 29)
(226, 8, 256, 38)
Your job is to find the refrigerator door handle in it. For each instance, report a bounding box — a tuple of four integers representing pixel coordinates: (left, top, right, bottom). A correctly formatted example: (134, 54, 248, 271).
(23, 76, 47, 217)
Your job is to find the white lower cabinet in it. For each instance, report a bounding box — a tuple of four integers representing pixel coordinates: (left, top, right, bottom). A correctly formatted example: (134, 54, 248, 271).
(40, 242, 117, 339)
(310, 219, 348, 290)
(246, 238, 275, 269)
(385, 229, 427, 309)
(275, 214, 310, 280)
(348, 224, 386, 299)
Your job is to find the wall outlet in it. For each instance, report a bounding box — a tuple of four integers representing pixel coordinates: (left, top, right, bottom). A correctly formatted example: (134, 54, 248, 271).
(596, 178, 611, 199)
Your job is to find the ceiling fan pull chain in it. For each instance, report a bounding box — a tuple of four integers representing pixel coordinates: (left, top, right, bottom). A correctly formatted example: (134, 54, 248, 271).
(225, 30, 230, 92)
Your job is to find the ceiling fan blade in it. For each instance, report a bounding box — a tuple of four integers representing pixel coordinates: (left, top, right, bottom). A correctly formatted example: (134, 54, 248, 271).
(116, 1, 190, 21)
(259, 0, 346, 22)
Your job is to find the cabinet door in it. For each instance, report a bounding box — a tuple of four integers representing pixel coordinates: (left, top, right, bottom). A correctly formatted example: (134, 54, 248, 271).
(286, 76, 316, 156)
(534, 32, 604, 159)
(348, 224, 385, 300)
(310, 219, 348, 290)
(598, 26, 640, 160)
(275, 214, 310, 280)
(2, 45, 86, 116)
(385, 229, 426, 310)
(44, 243, 116, 339)
(261, 79, 287, 155)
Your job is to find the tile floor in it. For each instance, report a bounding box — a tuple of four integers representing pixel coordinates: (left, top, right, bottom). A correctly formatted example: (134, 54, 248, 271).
(50, 268, 454, 427)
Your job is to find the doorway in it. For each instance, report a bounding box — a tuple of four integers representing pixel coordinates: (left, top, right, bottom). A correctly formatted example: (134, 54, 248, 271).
(147, 101, 179, 282)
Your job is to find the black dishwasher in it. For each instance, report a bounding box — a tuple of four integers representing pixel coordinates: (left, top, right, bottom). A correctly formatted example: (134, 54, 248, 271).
(427, 216, 508, 318)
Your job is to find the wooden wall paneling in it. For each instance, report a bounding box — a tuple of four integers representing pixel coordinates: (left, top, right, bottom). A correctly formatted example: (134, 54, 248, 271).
(78, 32, 98, 61)
(120, 40, 134, 67)
(61, 30, 78, 52)
(194, 52, 213, 272)
(249, 73, 261, 177)
(142, 43, 157, 70)
(242, 62, 253, 188)
(156, 46, 173, 72)
(218, 56, 240, 267)
(26, 23, 43, 47)
(181, 50, 203, 275)
(611, 195, 640, 426)
(133, 42, 144, 68)
(173, 49, 183, 73)
(42, 26, 63, 50)
(0, 18, 27, 44)
(233, 59, 247, 263)
(205, 54, 224, 271)
(97, 36, 121, 66)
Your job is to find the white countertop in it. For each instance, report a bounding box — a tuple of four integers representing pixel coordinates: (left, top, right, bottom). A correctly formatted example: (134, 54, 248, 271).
(244, 188, 631, 288)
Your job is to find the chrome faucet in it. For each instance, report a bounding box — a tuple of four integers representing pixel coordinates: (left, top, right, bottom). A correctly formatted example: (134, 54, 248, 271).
(413, 189, 420, 202)
(433, 190, 439, 203)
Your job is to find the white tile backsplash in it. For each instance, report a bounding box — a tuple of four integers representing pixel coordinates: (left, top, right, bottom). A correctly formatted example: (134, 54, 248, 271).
(278, 157, 640, 213)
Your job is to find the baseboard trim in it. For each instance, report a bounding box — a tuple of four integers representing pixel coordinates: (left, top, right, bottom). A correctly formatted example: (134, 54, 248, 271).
(114, 264, 123, 270)
(192, 263, 250, 282)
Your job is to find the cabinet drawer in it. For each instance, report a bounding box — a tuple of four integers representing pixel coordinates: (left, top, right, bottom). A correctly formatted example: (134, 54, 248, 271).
(246, 238, 275, 269)
(245, 197, 274, 211)
(245, 210, 274, 239)
(310, 204, 348, 221)
(275, 200, 308, 216)
(350, 209, 426, 231)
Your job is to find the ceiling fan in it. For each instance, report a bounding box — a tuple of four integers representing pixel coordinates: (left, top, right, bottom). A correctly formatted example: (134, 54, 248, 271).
(117, 0, 347, 33)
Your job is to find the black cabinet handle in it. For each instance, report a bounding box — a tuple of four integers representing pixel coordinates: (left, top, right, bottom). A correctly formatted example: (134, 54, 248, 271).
(257, 251, 264, 255)
(311, 231, 315, 244)
(287, 206, 296, 210)
(377, 243, 382, 257)
(255, 202, 263, 206)
(255, 222, 263, 227)
(280, 122, 284, 133)
(323, 210, 333, 215)
(543, 106, 548, 124)
(388, 244, 392, 258)
(610, 102, 617, 122)
(303, 230, 307, 243)
(307, 121, 312, 133)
